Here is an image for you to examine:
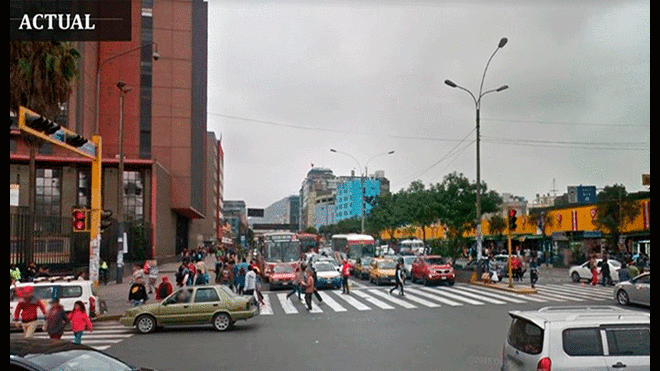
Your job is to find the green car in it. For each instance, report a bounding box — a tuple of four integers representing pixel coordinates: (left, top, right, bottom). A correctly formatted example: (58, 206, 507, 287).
(120, 285, 259, 334)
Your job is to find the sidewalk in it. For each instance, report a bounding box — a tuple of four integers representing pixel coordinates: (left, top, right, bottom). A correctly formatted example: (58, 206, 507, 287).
(96, 257, 569, 321)
(95, 256, 215, 322)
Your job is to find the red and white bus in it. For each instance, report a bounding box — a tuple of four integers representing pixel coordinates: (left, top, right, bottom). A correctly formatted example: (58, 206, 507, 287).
(297, 232, 320, 254)
(259, 232, 302, 281)
(331, 234, 376, 268)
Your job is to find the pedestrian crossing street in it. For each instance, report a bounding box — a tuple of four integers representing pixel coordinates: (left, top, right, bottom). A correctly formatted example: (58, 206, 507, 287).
(257, 282, 615, 316)
(19, 322, 134, 351)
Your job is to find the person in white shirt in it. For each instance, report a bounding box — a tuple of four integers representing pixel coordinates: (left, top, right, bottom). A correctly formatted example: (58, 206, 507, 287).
(244, 266, 257, 296)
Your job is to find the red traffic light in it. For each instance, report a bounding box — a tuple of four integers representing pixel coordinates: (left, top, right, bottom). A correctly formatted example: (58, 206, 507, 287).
(72, 208, 88, 232)
(508, 209, 517, 218)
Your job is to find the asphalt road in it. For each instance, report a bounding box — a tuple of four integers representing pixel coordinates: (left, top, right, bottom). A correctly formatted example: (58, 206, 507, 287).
(104, 279, 625, 371)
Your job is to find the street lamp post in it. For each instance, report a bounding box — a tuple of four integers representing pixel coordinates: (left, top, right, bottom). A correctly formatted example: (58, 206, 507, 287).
(445, 37, 509, 262)
(115, 81, 132, 283)
(330, 149, 395, 234)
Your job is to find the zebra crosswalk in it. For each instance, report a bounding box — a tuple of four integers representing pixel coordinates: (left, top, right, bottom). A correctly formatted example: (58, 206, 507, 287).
(257, 282, 615, 316)
(15, 322, 135, 351)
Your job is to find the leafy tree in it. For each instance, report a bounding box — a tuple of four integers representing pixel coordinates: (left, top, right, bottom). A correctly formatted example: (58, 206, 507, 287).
(435, 172, 501, 263)
(487, 214, 507, 239)
(594, 184, 641, 254)
(366, 191, 405, 242)
(403, 180, 439, 248)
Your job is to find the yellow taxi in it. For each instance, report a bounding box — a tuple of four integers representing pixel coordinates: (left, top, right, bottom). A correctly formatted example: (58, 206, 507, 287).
(354, 256, 374, 280)
(369, 258, 397, 285)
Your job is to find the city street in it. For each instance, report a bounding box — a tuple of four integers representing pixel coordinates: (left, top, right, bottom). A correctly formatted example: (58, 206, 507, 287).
(12, 271, 640, 371)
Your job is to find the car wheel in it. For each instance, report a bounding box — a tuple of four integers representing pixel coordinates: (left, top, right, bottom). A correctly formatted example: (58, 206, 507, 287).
(616, 289, 630, 306)
(212, 313, 232, 332)
(448, 280, 455, 286)
(135, 314, 157, 334)
(571, 272, 581, 283)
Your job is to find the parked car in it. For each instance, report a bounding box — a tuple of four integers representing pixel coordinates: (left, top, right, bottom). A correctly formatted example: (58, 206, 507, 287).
(10, 337, 156, 371)
(10, 277, 102, 332)
(614, 272, 650, 307)
(569, 259, 621, 283)
(401, 255, 416, 279)
(410, 255, 455, 286)
(501, 306, 650, 371)
(268, 263, 297, 290)
(313, 261, 342, 289)
(120, 285, 258, 334)
(353, 256, 374, 279)
(369, 258, 397, 286)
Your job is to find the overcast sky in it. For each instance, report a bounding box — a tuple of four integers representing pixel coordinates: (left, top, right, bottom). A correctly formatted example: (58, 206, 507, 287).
(206, 0, 649, 209)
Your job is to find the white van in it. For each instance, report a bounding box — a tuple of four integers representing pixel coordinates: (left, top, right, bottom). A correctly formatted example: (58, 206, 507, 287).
(10, 277, 101, 331)
(501, 306, 650, 371)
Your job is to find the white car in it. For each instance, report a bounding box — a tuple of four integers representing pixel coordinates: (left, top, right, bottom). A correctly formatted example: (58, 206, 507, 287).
(569, 259, 621, 283)
(10, 277, 101, 331)
(401, 255, 416, 279)
(502, 306, 650, 371)
(614, 272, 650, 307)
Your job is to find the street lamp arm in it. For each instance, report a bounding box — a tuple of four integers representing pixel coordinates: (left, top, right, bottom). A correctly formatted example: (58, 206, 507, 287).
(478, 39, 506, 100)
(480, 85, 509, 98)
(330, 149, 362, 175)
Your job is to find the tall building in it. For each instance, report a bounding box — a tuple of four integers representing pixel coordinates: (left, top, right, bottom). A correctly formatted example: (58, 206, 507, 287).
(10, 0, 218, 269)
(299, 167, 336, 230)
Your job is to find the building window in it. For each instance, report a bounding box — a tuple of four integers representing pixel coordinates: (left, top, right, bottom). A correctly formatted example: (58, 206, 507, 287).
(124, 170, 144, 222)
(35, 168, 61, 216)
(77, 169, 91, 208)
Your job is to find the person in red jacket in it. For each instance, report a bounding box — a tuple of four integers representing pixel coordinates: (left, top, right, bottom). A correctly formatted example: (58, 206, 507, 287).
(341, 259, 351, 295)
(13, 286, 46, 338)
(68, 300, 93, 345)
(155, 276, 173, 301)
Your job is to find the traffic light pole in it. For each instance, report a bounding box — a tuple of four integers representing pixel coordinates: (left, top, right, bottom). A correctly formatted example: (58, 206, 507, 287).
(18, 106, 103, 285)
(89, 135, 102, 284)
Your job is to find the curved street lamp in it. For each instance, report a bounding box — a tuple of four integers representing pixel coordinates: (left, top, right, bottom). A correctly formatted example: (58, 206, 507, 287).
(445, 37, 508, 262)
(330, 148, 395, 233)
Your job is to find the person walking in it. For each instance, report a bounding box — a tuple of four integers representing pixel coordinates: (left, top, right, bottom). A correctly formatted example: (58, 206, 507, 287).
(155, 276, 173, 301)
(128, 276, 149, 306)
(244, 266, 257, 297)
(303, 268, 315, 311)
(175, 261, 190, 287)
(46, 298, 68, 339)
(194, 263, 209, 285)
(618, 262, 632, 282)
(236, 266, 246, 295)
(68, 300, 93, 345)
(13, 286, 46, 338)
(310, 264, 323, 304)
(286, 266, 304, 301)
(390, 261, 405, 296)
(341, 259, 351, 294)
(590, 255, 599, 286)
(529, 255, 539, 289)
(601, 256, 613, 286)
(99, 260, 109, 285)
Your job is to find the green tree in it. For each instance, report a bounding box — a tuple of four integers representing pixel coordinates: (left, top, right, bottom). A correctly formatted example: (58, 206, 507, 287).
(594, 184, 641, 254)
(487, 214, 507, 239)
(435, 172, 501, 263)
(366, 191, 405, 242)
(403, 180, 438, 249)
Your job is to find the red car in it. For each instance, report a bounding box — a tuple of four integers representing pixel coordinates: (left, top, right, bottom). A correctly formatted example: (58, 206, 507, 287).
(268, 263, 297, 290)
(411, 255, 455, 286)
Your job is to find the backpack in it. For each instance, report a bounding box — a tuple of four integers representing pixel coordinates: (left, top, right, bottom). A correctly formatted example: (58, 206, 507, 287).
(158, 283, 170, 299)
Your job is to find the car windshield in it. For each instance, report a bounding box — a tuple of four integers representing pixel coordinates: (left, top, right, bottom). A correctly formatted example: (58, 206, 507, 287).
(425, 257, 445, 265)
(403, 257, 416, 264)
(378, 261, 396, 269)
(274, 265, 294, 273)
(315, 263, 336, 272)
(26, 349, 133, 371)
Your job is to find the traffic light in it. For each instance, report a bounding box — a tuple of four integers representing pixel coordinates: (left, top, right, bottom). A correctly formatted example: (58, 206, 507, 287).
(72, 208, 90, 232)
(23, 111, 61, 134)
(100, 209, 113, 233)
(508, 209, 518, 231)
(65, 133, 88, 147)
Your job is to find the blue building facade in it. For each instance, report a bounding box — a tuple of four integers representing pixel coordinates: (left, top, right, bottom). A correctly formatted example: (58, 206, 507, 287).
(335, 178, 382, 222)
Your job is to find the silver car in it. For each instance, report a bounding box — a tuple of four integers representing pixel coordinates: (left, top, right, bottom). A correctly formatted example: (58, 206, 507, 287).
(614, 272, 650, 307)
(501, 306, 650, 371)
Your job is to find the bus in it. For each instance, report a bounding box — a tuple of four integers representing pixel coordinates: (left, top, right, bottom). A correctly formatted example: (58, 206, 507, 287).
(260, 232, 302, 281)
(297, 233, 320, 254)
(399, 239, 425, 255)
(331, 234, 376, 267)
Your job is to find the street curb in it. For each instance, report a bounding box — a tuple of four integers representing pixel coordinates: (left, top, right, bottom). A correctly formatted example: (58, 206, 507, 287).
(469, 281, 538, 294)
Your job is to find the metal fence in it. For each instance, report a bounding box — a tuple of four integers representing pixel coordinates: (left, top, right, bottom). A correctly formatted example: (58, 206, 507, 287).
(9, 211, 152, 274)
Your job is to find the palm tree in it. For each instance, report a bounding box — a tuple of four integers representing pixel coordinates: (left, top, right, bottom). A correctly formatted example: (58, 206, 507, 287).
(10, 41, 81, 264)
